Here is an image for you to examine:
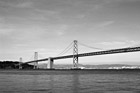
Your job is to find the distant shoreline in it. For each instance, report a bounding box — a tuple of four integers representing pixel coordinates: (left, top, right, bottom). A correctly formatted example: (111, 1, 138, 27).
(0, 69, 140, 75)
(1, 68, 140, 70)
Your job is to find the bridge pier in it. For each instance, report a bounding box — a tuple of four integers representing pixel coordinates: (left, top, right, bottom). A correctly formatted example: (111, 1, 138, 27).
(47, 57, 54, 69)
(34, 52, 38, 69)
(19, 57, 22, 69)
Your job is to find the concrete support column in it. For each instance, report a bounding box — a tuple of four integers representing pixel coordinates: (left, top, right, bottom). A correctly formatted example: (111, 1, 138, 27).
(34, 52, 38, 69)
(19, 57, 22, 69)
(47, 57, 54, 69)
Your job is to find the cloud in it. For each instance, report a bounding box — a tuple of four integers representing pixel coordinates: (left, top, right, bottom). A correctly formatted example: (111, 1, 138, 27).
(0, 23, 15, 36)
(125, 40, 140, 47)
(103, 0, 139, 3)
(56, 25, 69, 36)
(31, 9, 59, 21)
(35, 9, 58, 15)
(98, 40, 140, 49)
(0, 0, 33, 8)
(45, 24, 69, 36)
(89, 21, 115, 31)
(0, 28, 14, 35)
(97, 21, 114, 28)
(15, 2, 33, 8)
(100, 41, 126, 46)
(14, 44, 29, 47)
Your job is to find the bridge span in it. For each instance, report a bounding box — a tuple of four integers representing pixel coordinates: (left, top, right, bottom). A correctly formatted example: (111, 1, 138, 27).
(23, 42, 140, 69)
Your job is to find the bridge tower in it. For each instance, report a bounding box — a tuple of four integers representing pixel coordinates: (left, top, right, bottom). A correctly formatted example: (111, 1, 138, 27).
(19, 57, 22, 69)
(34, 52, 38, 69)
(73, 40, 78, 68)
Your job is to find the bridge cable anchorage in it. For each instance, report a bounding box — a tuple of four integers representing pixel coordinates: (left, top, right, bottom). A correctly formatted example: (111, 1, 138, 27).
(57, 41, 73, 56)
(78, 42, 105, 50)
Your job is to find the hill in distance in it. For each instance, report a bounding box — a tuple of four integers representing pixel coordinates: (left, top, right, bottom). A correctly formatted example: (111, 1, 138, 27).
(38, 63, 140, 69)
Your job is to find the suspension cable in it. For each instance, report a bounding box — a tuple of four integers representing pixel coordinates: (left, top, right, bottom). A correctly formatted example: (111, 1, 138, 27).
(38, 53, 45, 59)
(28, 55, 34, 61)
(58, 45, 73, 56)
(78, 42, 105, 50)
(57, 41, 73, 56)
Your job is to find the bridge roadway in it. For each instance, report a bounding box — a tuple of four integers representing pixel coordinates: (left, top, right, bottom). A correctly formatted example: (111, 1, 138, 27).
(25, 46, 140, 63)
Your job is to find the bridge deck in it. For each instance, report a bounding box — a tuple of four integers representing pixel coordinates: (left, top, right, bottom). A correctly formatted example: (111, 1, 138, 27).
(25, 47, 140, 63)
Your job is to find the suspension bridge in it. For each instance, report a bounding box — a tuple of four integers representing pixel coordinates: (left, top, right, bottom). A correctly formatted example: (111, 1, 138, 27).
(19, 40, 140, 69)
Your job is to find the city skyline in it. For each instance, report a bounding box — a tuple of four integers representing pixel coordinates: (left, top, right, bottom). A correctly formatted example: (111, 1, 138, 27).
(0, 0, 140, 65)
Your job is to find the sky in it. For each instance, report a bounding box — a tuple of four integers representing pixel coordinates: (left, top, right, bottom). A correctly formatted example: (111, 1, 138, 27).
(0, 0, 140, 65)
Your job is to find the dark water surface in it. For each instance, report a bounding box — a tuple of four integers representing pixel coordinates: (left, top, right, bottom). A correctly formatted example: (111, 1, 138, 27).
(0, 69, 140, 93)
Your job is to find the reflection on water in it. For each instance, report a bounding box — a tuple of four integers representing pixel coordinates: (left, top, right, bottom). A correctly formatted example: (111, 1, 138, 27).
(47, 74, 80, 93)
(49, 75, 54, 93)
(0, 70, 140, 93)
(72, 73, 80, 93)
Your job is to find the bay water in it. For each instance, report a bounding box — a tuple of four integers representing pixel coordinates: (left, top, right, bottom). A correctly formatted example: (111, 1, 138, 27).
(0, 70, 140, 93)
